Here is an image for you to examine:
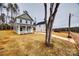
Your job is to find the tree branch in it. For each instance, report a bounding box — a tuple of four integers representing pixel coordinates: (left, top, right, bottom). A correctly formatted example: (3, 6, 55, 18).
(44, 3, 47, 23)
(52, 3, 60, 16)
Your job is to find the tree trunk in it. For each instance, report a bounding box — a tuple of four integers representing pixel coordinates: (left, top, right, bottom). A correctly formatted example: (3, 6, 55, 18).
(10, 9, 13, 30)
(45, 23, 48, 44)
(44, 3, 60, 47)
(68, 13, 71, 38)
(44, 3, 48, 45)
(47, 16, 55, 47)
(47, 19, 53, 46)
(45, 23, 50, 47)
(46, 3, 60, 47)
(6, 11, 9, 30)
(45, 3, 54, 47)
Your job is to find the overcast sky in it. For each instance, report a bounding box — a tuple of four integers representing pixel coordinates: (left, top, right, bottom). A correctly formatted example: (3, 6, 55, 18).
(17, 3, 79, 28)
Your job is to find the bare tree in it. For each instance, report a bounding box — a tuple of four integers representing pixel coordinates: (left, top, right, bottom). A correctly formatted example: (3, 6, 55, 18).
(44, 3, 48, 45)
(67, 13, 72, 38)
(44, 3, 60, 47)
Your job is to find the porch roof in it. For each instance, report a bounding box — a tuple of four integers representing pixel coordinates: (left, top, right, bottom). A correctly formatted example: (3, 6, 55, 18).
(15, 23, 34, 27)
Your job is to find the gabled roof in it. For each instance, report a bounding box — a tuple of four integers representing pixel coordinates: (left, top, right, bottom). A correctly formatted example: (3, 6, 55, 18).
(15, 13, 33, 21)
(36, 21, 45, 25)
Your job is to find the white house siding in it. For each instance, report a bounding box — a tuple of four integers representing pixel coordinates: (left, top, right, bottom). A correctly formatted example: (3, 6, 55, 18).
(16, 19, 20, 23)
(36, 24, 45, 32)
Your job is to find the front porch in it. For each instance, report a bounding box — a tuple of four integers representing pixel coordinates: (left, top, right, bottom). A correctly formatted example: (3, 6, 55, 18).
(14, 24, 33, 34)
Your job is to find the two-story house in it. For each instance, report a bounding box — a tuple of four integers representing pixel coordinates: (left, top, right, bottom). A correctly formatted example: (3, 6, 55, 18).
(14, 13, 34, 34)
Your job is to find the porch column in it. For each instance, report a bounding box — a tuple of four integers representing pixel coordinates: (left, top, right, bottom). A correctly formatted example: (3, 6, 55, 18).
(25, 26, 27, 33)
(18, 25, 20, 34)
(31, 26, 33, 32)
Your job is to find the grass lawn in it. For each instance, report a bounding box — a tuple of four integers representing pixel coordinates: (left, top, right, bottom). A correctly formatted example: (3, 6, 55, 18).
(0, 30, 79, 56)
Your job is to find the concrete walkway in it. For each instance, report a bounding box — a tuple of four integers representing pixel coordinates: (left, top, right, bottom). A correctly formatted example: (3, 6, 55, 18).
(40, 33, 75, 43)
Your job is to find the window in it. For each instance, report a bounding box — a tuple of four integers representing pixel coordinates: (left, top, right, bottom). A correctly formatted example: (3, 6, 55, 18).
(26, 20, 27, 23)
(20, 19, 22, 23)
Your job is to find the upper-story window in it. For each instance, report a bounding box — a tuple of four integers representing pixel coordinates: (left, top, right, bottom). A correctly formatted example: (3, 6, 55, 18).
(28, 21, 30, 24)
(20, 19, 22, 23)
(26, 20, 27, 23)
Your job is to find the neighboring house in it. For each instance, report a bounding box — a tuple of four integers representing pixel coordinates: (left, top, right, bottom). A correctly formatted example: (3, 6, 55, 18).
(14, 13, 34, 34)
(36, 21, 45, 32)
